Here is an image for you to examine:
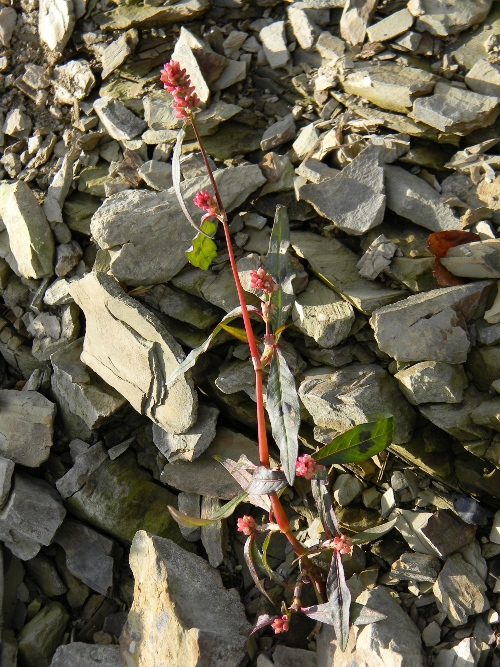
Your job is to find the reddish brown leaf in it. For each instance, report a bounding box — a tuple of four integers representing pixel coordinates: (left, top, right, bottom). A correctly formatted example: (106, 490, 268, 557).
(426, 231, 480, 258)
(432, 258, 463, 287)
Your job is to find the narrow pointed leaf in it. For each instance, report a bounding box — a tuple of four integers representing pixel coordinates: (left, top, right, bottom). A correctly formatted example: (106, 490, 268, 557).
(166, 306, 260, 386)
(261, 532, 290, 588)
(311, 470, 340, 538)
(167, 492, 247, 528)
(219, 323, 248, 343)
(172, 126, 209, 236)
(266, 349, 300, 486)
(244, 533, 275, 604)
(327, 549, 351, 651)
(250, 614, 279, 635)
(351, 602, 387, 626)
(313, 416, 393, 466)
(247, 467, 288, 495)
(266, 206, 295, 332)
(185, 218, 218, 270)
(350, 517, 398, 545)
(215, 455, 271, 511)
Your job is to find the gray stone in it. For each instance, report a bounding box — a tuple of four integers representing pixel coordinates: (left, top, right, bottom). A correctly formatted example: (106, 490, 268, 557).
(94, 97, 147, 141)
(434, 638, 488, 667)
(0, 390, 55, 467)
(152, 404, 219, 463)
(341, 63, 436, 114)
(370, 282, 493, 363)
(367, 9, 414, 42)
(291, 231, 407, 316)
(44, 155, 76, 226)
(292, 123, 320, 160)
(441, 240, 500, 279)
(490, 510, 500, 544)
(273, 646, 316, 667)
(422, 621, 441, 648)
(90, 164, 265, 285)
(292, 279, 355, 348)
(465, 58, 500, 97)
(420, 387, 493, 442)
(101, 29, 138, 80)
(18, 602, 69, 667)
(384, 165, 460, 232)
(357, 234, 401, 280)
(380, 487, 396, 519)
(3, 108, 32, 140)
(94, 0, 209, 30)
(298, 363, 416, 444)
(433, 553, 489, 626)
(390, 552, 441, 582)
(211, 59, 247, 91)
(260, 114, 296, 151)
(25, 554, 66, 597)
(317, 585, 425, 667)
(395, 362, 468, 405)
(340, 0, 378, 45)
(121, 531, 251, 667)
(0, 180, 54, 279)
(299, 146, 386, 236)
(0, 455, 14, 509)
(408, 0, 493, 37)
(0, 7, 17, 47)
(53, 60, 95, 105)
(296, 158, 339, 184)
(69, 273, 197, 434)
(51, 643, 123, 667)
(471, 398, 500, 431)
(55, 241, 82, 277)
(54, 517, 117, 595)
(56, 442, 108, 499)
(138, 160, 172, 191)
(332, 473, 363, 506)
(316, 30, 345, 62)
(0, 473, 65, 560)
(177, 492, 201, 542)
(260, 21, 290, 70)
(410, 82, 500, 135)
(171, 41, 210, 106)
(139, 284, 222, 330)
(201, 496, 227, 568)
(288, 2, 320, 50)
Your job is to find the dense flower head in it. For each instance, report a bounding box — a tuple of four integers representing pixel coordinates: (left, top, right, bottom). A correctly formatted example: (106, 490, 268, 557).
(194, 190, 219, 218)
(160, 60, 200, 119)
(295, 454, 317, 480)
(271, 615, 289, 634)
(249, 267, 278, 294)
(332, 534, 353, 555)
(237, 515, 256, 536)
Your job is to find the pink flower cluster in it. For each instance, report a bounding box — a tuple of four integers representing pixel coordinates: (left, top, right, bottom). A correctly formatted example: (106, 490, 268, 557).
(271, 615, 289, 634)
(249, 267, 278, 294)
(160, 60, 200, 119)
(332, 534, 353, 555)
(295, 454, 317, 480)
(237, 515, 256, 536)
(193, 190, 219, 218)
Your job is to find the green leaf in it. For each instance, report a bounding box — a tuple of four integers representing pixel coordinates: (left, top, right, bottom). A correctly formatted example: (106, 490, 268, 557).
(244, 533, 275, 605)
(167, 492, 247, 528)
(350, 518, 398, 545)
(219, 323, 248, 343)
(185, 218, 218, 270)
(266, 206, 295, 332)
(266, 348, 300, 486)
(313, 416, 394, 466)
(166, 305, 260, 386)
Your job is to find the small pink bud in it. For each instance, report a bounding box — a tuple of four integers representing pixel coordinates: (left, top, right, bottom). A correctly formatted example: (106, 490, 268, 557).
(271, 615, 289, 634)
(249, 267, 278, 295)
(193, 189, 219, 218)
(160, 60, 200, 119)
(332, 534, 353, 555)
(237, 515, 256, 536)
(295, 454, 317, 480)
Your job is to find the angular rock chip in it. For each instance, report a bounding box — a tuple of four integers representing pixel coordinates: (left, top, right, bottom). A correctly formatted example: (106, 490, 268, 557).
(260, 21, 290, 69)
(260, 114, 296, 152)
(340, 0, 378, 46)
(153, 404, 219, 463)
(299, 145, 386, 235)
(94, 97, 147, 141)
(390, 552, 441, 582)
(0, 473, 66, 560)
(39, 0, 75, 51)
(90, 164, 265, 285)
(101, 29, 138, 80)
(94, 0, 210, 30)
(408, 0, 493, 37)
(394, 362, 468, 405)
(370, 282, 493, 363)
(0, 390, 56, 467)
(441, 240, 500, 279)
(419, 387, 493, 442)
(367, 9, 414, 42)
(69, 273, 197, 434)
(0, 455, 14, 509)
(0, 181, 55, 279)
(465, 58, 500, 97)
(384, 165, 461, 231)
(433, 553, 489, 626)
(19, 601, 69, 667)
(121, 531, 251, 667)
(51, 643, 123, 666)
(291, 231, 407, 315)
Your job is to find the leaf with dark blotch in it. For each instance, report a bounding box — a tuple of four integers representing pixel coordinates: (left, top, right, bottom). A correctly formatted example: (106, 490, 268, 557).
(266, 206, 295, 332)
(250, 614, 279, 635)
(351, 602, 387, 626)
(185, 218, 218, 270)
(350, 518, 398, 545)
(313, 416, 393, 466)
(311, 471, 340, 539)
(247, 466, 288, 495)
(266, 349, 300, 486)
(244, 533, 275, 605)
(426, 230, 480, 258)
(167, 492, 248, 528)
(166, 306, 260, 386)
(215, 455, 271, 511)
(432, 257, 463, 287)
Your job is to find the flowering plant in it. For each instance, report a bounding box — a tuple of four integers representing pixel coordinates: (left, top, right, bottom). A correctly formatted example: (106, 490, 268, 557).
(162, 61, 394, 648)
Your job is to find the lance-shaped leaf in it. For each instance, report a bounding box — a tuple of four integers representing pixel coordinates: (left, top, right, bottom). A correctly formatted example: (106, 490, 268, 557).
(185, 218, 218, 270)
(215, 455, 271, 511)
(350, 517, 398, 545)
(244, 533, 275, 604)
(351, 602, 387, 626)
(266, 349, 300, 486)
(250, 614, 279, 635)
(167, 492, 247, 528)
(266, 206, 295, 332)
(166, 306, 260, 386)
(311, 470, 340, 538)
(247, 466, 288, 495)
(313, 416, 393, 466)
(219, 323, 248, 343)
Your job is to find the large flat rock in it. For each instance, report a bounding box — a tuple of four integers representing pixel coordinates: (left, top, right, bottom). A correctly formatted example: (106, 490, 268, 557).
(69, 272, 197, 433)
(94, 0, 210, 30)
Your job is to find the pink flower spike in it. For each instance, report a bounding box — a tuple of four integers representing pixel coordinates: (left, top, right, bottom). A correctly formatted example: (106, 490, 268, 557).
(193, 190, 219, 218)
(249, 267, 278, 295)
(295, 454, 317, 480)
(332, 534, 353, 556)
(271, 615, 289, 634)
(160, 60, 200, 119)
(237, 515, 256, 536)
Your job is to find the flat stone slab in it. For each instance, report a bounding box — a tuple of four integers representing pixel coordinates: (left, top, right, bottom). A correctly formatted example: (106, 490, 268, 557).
(290, 231, 408, 315)
(370, 281, 493, 363)
(433, 553, 489, 626)
(408, 0, 493, 37)
(395, 362, 468, 405)
(94, 97, 147, 141)
(50, 643, 123, 667)
(69, 272, 197, 434)
(441, 240, 500, 278)
(367, 8, 414, 42)
(94, 0, 210, 30)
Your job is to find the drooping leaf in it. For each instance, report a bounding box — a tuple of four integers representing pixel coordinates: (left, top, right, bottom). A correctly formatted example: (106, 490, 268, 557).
(215, 455, 271, 511)
(313, 416, 393, 466)
(432, 257, 462, 287)
(266, 206, 295, 332)
(167, 492, 247, 528)
(219, 323, 249, 343)
(172, 126, 209, 236)
(311, 469, 340, 539)
(351, 602, 387, 626)
(185, 218, 218, 270)
(261, 532, 290, 588)
(327, 549, 351, 651)
(166, 306, 260, 386)
(244, 533, 275, 604)
(266, 348, 300, 486)
(250, 614, 279, 635)
(247, 466, 288, 495)
(426, 230, 480, 258)
(350, 517, 398, 545)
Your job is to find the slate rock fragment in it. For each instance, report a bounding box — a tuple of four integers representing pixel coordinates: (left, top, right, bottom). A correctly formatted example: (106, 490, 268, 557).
(433, 553, 489, 626)
(18, 602, 69, 667)
(50, 643, 123, 666)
